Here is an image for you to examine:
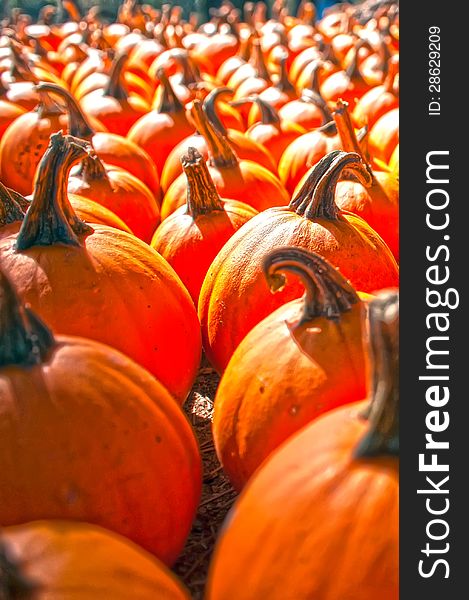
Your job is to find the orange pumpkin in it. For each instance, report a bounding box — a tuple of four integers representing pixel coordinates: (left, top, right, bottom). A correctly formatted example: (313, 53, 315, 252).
(0, 521, 190, 599)
(206, 290, 399, 600)
(199, 151, 398, 372)
(161, 100, 289, 219)
(79, 52, 149, 135)
(152, 148, 257, 303)
(0, 132, 201, 403)
(36, 82, 161, 203)
(128, 68, 193, 177)
(68, 154, 161, 243)
(0, 271, 201, 564)
(369, 106, 399, 164)
(213, 247, 368, 491)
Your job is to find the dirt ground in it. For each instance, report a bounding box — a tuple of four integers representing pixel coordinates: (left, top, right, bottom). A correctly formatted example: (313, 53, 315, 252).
(174, 363, 237, 599)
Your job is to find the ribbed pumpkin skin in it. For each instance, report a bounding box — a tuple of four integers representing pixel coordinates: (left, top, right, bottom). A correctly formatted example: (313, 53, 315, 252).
(213, 297, 367, 491)
(0, 337, 202, 564)
(0, 225, 201, 403)
(198, 208, 399, 372)
(1, 521, 190, 599)
(151, 200, 257, 304)
(68, 194, 133, 233)
(207, 401, 398, 599)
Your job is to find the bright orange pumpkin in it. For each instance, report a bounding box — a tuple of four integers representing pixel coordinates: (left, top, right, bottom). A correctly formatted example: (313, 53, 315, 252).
(151, 147, 257, 303)
(0, 521, 190, 599)
(0, 270, 201, 564)
(213, 247, 368, 491)
(206, 290, 399, 600)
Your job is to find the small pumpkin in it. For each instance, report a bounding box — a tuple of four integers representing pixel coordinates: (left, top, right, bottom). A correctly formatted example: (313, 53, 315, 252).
(206, 290, 399, 600)
(152, 147, 257, 303)
(161, 100, 289, 219)
(199, 151, 398, 372)
(213, 246, 368, 491)
(0, 521, 190, 599)
(0, 271, 201, 565)
(369, 106, 399, 164)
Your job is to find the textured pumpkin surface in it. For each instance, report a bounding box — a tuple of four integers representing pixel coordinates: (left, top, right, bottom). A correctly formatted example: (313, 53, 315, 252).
(0, 336, 202, 564)
(68, 193, 133, 233)
(213, 295, 367, 491)
(199, 206, 398, 372)
(0, 226, 201, 402)
(1, 521, 190, 599)
(207, 400, 398, 599)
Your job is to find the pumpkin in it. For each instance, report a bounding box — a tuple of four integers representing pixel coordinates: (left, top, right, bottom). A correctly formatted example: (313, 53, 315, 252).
(213, 246, 368, 491)
(369, 106, 399, 164)
(206, 290, 399, 600)
(199, 151, 398, 372)
(68, 153, 161, 243)
(0, 521, 190, 599)
(216, 30, 253, 84)
(152, 148, 257, 304)
(0, 132, 201, 403)
(0, 271, 201, 564)
(331, 99, 399, 259)
(278, 120, 339, 194)
(353, 54, 399, 128)
(36, 82, 162, 203)
(161, 100, 289, 219)
(79, 52, 149, 136)
(320, 39, 371, 108)
(160, 88, 276, 194)
(0, 91, 26, 140)
(232, 96, 306, 165)
(128, 68, 193, 177)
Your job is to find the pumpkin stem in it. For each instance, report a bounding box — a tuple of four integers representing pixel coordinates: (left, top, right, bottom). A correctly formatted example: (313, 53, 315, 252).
(155, 67, 185, 114)
(250, 39, 270, 82)
(103, 52, 129, 100)
(300, 88, 333, 126)
(263, 246, 360, 325)
(203, 87, 234, 136)
(238, 31, 253, 61)
(75, 152, 110, 182)
(0, 182, 25, 226)
(0, 270, 55, 368)
(275, 52, 295, 94)
(345, 38, 369, 83)
(289, 150, 372, 220)
(0, 540, 37, 597)
(181, 147, 224, 217)
(355, 289, 399, 458)
(172, 50, 201, 86)
(35, 82, 95, 141)
(15, 132, 94, 251)
(230, 96, 280, 125)
(191, 99, 238, 169)
(334, 98, 365, 156)
(36, 88, 64, 119)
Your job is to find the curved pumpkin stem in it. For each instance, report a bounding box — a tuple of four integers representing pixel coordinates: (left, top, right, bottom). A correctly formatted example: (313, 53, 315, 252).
(345, 38, 371, 83)
(263, 246, 360, 324)
(35, 82, 95, 140)
(290, 150, 372, 220)
(16, 132, 94, 251)
(36, 87, 64, 120)
(155, 67, 185, 114)
(334, 98, 366, 156)
(230, 96, 280, 125)
(172, 49, 201, 87)
(203, 87, 234, 136)
(250, 39, 270, 82)
(300, 88, 333, 126)
(0, 269, 55, 368)
(0, 182, 25, 226)
(75, 152, 110, 182)
(355, 289, 399, 458)
(103, 52, 129, 100)
(190, 99, 238, 169)
(181, 147, 224, 217)
(275, 52, 295, 94)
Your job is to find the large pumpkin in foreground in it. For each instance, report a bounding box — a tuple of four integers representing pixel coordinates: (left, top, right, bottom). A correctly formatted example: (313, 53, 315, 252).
(0, 521, 190, 599)
(207, 290, 399, 599)
(0, 133, 201, 402)
(0, 270, 201, 565)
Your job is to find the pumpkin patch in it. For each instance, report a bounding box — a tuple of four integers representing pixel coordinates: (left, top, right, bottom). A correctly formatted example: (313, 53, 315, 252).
(0, 1, 399, 597)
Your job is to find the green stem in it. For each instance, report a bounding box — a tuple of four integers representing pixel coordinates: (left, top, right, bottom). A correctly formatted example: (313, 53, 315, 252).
(355, 289, 399, 458)
(263, 246, 360, 324)
(16, 132, 94, 251)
